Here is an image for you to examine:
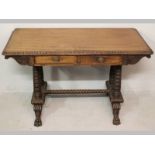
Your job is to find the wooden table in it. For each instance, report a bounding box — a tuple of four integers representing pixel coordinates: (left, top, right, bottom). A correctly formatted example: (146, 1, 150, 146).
(2, 28, 153, 127)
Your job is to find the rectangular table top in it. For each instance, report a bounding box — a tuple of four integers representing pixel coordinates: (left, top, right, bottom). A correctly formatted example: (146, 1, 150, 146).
(3, 28, 153, 56)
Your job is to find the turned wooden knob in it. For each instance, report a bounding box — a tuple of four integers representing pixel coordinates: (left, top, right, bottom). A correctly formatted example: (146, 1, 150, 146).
(52, 56, 60, 62)
(96, 56, 104, 63)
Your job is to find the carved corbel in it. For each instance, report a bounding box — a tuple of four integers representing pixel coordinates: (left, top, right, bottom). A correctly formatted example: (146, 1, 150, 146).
(5, 56, 34, 66)
(123, 55, 151, 65)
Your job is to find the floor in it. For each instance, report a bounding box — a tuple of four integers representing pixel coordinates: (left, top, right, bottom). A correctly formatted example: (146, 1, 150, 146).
(0, 90, 155, 133)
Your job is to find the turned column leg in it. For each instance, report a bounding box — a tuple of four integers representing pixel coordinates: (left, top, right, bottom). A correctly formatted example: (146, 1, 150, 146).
(31, 66, 45, 127)
(109, 65, 123, 125)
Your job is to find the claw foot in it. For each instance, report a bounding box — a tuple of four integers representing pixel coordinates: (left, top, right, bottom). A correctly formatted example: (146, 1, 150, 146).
(113, 117, 120, 125)
(33, 104, 42, 127)
(34, 119, 42, 127)
(112, 103, 121, 125)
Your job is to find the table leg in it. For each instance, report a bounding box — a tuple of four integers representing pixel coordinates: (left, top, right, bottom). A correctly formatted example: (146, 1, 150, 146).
(106, 65, 124, 125)
(31, 66, 46, 127)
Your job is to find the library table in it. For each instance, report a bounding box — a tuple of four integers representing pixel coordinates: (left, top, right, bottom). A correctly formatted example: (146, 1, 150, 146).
(2, 28, 153, 126)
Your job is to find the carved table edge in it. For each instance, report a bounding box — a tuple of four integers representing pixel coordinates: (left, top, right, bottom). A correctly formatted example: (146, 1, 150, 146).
(2, 49, 153, 56)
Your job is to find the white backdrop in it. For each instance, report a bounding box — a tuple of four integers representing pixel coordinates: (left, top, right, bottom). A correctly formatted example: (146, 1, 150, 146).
(0, 23, 155, 94)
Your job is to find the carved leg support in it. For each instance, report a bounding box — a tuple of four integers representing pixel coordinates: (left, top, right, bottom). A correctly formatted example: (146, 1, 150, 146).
(112, 102, 121, 125)
(31, 66, 46, 127)
(106, 65, 124, 125)
(33, 104, 42, 126)
(31, 65, 123, 127)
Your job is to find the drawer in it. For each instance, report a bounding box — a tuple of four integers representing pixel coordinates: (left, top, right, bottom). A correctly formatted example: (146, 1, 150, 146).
(35, 55, 123, 66)
(35, 56, 77, 65)
(78, 56, 123, 65)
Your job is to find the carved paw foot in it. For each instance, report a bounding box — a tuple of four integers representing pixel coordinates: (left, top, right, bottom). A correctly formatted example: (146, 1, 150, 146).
(34, 119, 42, 127)
(113, 117, 120, 125)
(112, 103, 121, 125)
(33, 104, 42, 127)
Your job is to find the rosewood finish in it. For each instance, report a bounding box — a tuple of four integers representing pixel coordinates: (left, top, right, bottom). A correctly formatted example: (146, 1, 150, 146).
(2, 28, 153, 126)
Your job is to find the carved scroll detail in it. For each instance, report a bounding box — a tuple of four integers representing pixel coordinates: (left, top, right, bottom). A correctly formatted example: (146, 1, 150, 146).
(123, 55, 146, 65)
(5, 56, 34, 65)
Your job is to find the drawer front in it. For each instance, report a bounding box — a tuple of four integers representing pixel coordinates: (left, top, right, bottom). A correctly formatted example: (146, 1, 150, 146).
(35, 56, 77, 65)
(78, 56, 123, 65)
(35, 55, 123, 66)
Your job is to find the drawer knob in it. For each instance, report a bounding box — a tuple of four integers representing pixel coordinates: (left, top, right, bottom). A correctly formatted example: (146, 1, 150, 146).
(96, 57, 104, 63)
(52, 56, 60, 62)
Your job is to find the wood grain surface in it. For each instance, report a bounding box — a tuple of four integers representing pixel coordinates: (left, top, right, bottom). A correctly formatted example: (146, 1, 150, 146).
(3, 28, 153, 56)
